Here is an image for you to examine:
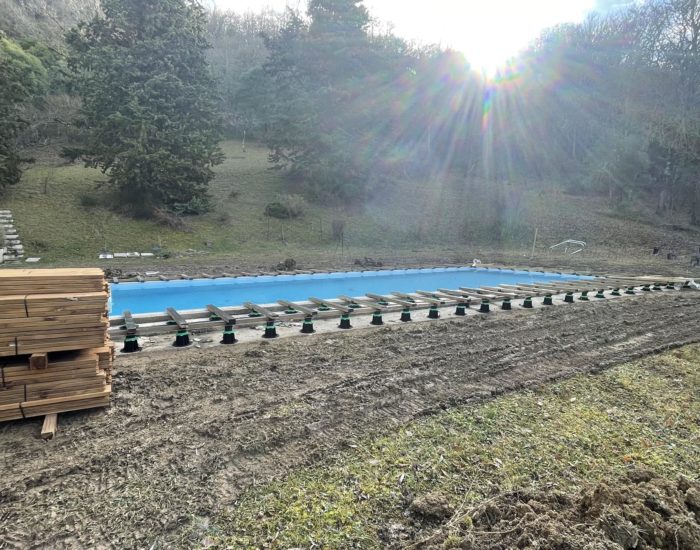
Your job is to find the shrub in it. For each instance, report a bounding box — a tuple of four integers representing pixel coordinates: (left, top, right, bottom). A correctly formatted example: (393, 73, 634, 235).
(78, 192, 100, 209)
(265, 202, 289, 219)
(171, 195, 211, 215)
(153, 208, 193, 232)
(264, 194, 308, 219)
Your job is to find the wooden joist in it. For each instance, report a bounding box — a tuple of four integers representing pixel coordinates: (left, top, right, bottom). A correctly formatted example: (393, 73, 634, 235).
(392, 291, 440, 305)
(458, 287, 511, 300)
(337, 295, 388, 310)
(478, 286, 521, 298)
(41, 413, 57, 439)
(365, 293, 415, 308)
(206, 304, 237, 324)
(277, 300, 317, 316)
(123, 310, 138, 335)
(308, 297, 351, 313)
(415, 290, 453, 303)
(437, 288, 489, 302)
(499, 284, 560, 295)
(166, 307, 188, 329)
(243, 302, 279, 319)
(0, 292, 108, 319)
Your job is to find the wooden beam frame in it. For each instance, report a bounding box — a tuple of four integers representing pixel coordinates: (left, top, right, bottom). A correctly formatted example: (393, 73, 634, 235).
(166, 307, 188, 329)
(309, 297, 351, 313)
(365, 293, 415, 308)
(277, 300, 317, 316)
(243, 302, 279, 319)
(123, 310, 138, 335)
(206, 305, 236, 324)
(337, 295, 388, 310)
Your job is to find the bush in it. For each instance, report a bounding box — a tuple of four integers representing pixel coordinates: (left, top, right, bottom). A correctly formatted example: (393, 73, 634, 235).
(265, 202, 289, 218)
(171, 195, 211, 215)
(78, 192, 100, 209)
(153, 208, 193, 232)
(264, 194, 308, 219)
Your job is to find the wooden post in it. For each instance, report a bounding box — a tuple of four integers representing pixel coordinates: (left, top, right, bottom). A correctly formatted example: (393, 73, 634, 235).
(530, 227, 538, 259)
(41, 413, 58, 439)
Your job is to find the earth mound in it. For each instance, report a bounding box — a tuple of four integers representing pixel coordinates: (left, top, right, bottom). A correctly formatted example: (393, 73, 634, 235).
(412, 468, 700, 549)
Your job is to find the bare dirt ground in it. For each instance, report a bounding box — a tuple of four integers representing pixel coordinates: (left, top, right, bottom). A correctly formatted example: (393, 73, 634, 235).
(1, 292, 700, 549)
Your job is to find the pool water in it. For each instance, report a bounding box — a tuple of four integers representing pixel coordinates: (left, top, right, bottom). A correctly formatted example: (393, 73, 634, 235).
(109, 267, 592, 316)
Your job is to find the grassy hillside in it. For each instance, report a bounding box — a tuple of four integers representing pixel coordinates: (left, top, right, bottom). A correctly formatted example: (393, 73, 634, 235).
(2, 140, 699, 268)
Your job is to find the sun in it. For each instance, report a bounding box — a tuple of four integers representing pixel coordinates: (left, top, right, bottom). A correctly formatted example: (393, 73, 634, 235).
(210, 0, 596, 75)
(364, 0, 596, 75)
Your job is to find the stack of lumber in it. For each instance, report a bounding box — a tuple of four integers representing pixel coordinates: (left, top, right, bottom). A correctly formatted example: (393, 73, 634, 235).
(0, 268, 113, 423)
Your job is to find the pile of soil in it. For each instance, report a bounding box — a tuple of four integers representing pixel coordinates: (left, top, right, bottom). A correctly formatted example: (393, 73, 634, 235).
(416, 468, 700, 549)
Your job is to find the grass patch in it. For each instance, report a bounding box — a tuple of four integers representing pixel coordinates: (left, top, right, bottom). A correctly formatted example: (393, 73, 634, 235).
(201, 345, 700, 548)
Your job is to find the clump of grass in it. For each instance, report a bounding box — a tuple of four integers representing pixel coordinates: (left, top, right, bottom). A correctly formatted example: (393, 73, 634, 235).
(201, 345, 700, 549)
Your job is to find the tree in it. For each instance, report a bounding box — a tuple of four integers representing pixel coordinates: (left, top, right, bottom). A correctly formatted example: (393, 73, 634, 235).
(254, 0, 419, 203)
(0, 34, 47, 193)
(67, 0, 223, 216)
(206, 8, 287, 137)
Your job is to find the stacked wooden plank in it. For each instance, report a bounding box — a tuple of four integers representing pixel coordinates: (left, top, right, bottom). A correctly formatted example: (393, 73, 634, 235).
(0, 268, 113, 423)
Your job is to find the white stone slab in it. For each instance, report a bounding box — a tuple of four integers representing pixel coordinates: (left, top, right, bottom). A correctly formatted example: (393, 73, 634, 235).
(125, 252, 140, 257)
(140, 252, 155, 257)
(113, 252, 128, 258)
(99, 253, 114, 259)
(25, 257, 41, 263)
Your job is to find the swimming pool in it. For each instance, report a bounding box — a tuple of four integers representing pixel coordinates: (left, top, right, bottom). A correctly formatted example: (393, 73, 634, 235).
(109, 267, 593, 316)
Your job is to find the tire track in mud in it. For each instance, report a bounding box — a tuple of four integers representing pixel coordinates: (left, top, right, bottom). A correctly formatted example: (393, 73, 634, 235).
(1, 293, 699, 549)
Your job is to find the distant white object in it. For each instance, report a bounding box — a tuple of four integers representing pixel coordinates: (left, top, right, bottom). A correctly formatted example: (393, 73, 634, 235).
(472, 259, 482, 267)
(125, 252, 140, 258)
(145, 271, 159, 276)
(140, 252, 155, 257)
(550, 240, 587, 255)
(99, 253, 114, 260)
(25, 257, 41, 263)
(687, 279, 700, 290)
(113, 252, 128, 258)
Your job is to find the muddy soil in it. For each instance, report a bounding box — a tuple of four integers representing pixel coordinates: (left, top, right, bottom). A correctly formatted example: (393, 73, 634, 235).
(410, 468, 700, 550)
(1, 293, 700, 549)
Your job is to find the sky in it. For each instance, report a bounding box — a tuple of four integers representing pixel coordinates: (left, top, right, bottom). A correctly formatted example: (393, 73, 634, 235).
(205, 0, 626, 73)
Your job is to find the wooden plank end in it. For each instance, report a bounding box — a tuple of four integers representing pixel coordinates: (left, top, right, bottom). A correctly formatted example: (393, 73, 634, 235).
(41, 413, 58, 439)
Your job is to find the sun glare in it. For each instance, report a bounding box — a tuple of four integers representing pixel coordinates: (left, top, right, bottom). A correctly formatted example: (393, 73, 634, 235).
(212, 0, 596, 74)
